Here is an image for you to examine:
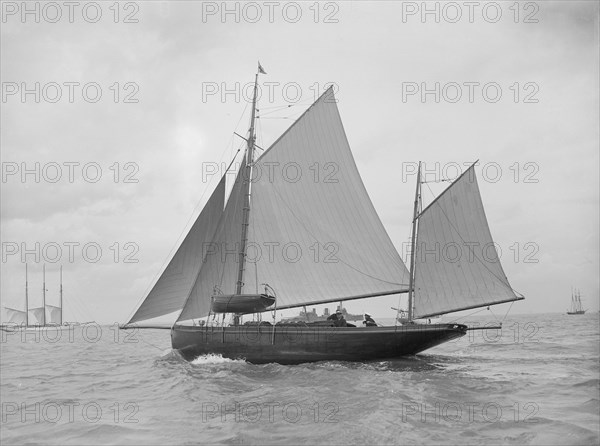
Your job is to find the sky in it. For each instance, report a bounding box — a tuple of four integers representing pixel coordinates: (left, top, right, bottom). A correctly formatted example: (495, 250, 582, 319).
(1, 1, 598, 324)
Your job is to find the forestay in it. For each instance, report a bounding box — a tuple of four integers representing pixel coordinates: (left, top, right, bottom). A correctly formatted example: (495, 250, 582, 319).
(413, 165, 520, 319)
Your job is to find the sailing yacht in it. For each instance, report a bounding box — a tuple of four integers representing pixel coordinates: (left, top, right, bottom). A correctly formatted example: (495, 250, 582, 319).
(567, 288, 586, 315)
(1, 264, 64, 329)
(125, 65, 524, 364)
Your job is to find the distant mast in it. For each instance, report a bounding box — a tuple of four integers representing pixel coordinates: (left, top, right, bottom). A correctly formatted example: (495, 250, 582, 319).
(60, 265, 63, 325)
(42, 264, 46, 326)
(25, 263, 29, 327)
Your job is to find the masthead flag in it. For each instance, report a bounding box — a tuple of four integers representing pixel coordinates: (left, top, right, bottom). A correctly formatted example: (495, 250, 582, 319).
(258, 62, 266, 74)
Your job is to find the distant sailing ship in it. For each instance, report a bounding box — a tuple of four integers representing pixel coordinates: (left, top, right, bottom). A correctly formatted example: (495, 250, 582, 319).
(124, 64, 524, 364)
(2, 264, 64, 328)
(567, 288, 586, 315)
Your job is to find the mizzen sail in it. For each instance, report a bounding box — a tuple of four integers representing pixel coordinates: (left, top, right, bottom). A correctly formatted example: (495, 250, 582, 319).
(413, 164, 521, 319)
(127, 175, 226, 324)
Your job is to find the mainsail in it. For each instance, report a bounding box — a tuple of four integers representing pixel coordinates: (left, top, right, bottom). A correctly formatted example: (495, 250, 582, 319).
(412, 164, 521, 319)
(128, 175, 227, 324)
(4, 307, 26, 325)
(242, 88, 409, 309)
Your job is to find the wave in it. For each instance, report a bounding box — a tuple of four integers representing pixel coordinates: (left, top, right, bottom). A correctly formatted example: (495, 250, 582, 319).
(191, 353, 247, 365)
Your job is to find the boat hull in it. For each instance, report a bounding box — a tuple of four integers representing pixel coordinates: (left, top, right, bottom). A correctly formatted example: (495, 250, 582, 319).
(171, 323, 467, 364)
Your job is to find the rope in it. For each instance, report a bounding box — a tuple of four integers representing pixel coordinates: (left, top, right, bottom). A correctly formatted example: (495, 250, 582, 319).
(447, 306, 488, 323)
(138, 332, 168, 352)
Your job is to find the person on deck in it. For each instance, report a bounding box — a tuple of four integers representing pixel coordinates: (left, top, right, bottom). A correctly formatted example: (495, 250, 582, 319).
(362, 313, 377, 327)
(327, 310, 347, 327)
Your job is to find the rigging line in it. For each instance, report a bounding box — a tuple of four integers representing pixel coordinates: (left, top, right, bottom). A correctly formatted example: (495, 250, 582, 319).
(139, 334, 167, 352)
(396, 224, 413, 327)
(487, 305, 502, 325)
(259, 99, 314, 111)
(259, 105, 295, 116)
(268, 183, 406, 287)
(501, 300, 514, 323)
(259, 104, 295, 110)
(259, 117, 300, 120)
(446, 306, 488, 323)
(422, 180, 525, 299)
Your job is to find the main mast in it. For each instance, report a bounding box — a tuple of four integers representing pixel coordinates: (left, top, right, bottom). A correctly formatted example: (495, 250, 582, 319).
(235, 67, 261, 295)
(407, 162, 422, 321)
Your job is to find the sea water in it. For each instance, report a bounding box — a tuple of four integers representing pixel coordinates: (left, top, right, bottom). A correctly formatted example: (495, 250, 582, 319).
(1, 312, 598, 445)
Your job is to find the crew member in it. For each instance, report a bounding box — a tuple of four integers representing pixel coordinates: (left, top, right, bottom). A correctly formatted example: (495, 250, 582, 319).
(327, 310, 347, 327)
(362, 313, 377, 327)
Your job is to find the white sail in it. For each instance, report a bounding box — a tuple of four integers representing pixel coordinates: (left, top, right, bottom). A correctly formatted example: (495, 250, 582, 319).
(241, 87, 409, 309)
(4, 307, 26, 325)
(413, 165, 520, 318)
(46, 304, 62, 325)
(177, 159, 247, 321)
(128, 175, 227, 324)
(28, 307, 45, 325)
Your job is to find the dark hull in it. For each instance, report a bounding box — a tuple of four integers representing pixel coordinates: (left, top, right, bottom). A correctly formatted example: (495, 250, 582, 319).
(567, 311, 586, 315)
(171, 323, 467, 364)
